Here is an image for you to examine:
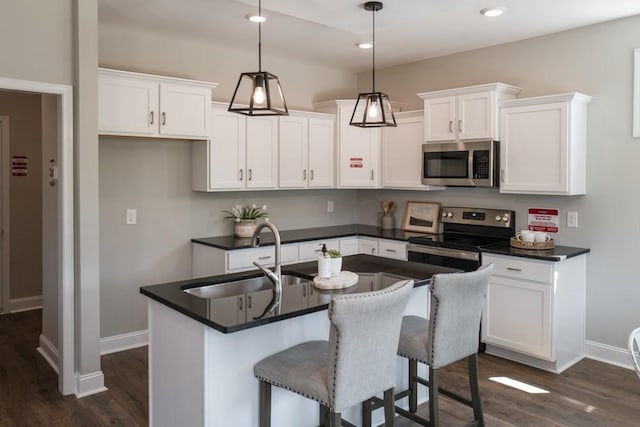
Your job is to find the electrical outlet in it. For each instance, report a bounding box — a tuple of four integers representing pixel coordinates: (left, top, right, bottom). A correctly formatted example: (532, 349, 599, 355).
(327, 200, 334, 213)
(126, 209, 137, 225)
(567, 211, 578, 228)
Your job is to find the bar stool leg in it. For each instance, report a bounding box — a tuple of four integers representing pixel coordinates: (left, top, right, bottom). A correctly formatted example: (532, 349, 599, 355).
(409, 359, 418, 413)
(383, 388, 395, 427)
(259, 380, 271, 427)
(428, 367, 439, 427)
(468, 354, 484, 426)
(320, 404, 330, 426)
(329, 411, 342, 427)
(362, 398, 373, 427)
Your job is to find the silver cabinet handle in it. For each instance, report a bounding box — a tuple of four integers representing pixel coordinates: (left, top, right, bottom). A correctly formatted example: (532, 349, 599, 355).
(161, 112, 166, 126)
(371, 170, 374, 181)
(247, 295, 252, 309)
(150, 111, 154, 125)
(372, 248, 376, 255)
(385, 248, 397, 253)
(239, 169, 243, 181)
(500, 169, 505, 184)
(310, 170, 314, 180)
(302, 285, 306, 297)
(248, 169, 252, 181)
(449, 120, 454, 133)
(238, 296, 243, 310)
(303, 170, 307, 180)
(506, 267, 522, 272)
(458, 120, 462, 132)
(258, 255, 272, 260)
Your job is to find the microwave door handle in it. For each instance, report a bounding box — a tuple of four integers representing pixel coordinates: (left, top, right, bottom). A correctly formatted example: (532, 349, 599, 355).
(468, 150, 474, 181)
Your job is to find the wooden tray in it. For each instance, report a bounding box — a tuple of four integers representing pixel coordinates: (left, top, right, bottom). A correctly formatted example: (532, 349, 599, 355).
(510, 236, 555, 250)
(313, 271, 358, 290)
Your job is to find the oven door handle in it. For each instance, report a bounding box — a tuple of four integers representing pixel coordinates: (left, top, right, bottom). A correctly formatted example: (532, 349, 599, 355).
(407, 244, 480, 262)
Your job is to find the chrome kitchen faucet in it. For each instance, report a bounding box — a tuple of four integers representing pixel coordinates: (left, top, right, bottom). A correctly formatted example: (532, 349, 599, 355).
(251, 222, 282, 318)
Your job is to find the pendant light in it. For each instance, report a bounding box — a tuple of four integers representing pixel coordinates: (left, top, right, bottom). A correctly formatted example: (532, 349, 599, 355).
(350, 1, 397, 127)
(228, 0, 288, 116)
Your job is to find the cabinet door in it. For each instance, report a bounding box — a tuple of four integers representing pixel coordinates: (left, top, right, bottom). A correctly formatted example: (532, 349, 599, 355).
(207, 295, 245, 326)
(308, 117, 334, 188)
(378, 239, 407, 260)
(339, 238, 358, 256)
(98, 73, 158, 136)
(159, 83, 210, 138)
(246, 289, 274, 320)
(280, 282, 308, 313)
(279, 116, 308, 188)
(208, 107, 246, 190)
(500, 102, 568, 194)
(382, 113, 425, 188)
(338, 104, 380, 188)
(482, 275, 553, 361)
(358, 238, 378, 256)
(457, 91, 494, 140)
(246, 116, 278, 189)
(424, 96, 456, 142)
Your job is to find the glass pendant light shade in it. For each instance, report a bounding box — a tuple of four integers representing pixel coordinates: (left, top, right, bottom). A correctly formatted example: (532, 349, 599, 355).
(228, 0, 288, 116)
(350, 1, 397, 128)
(350, 91, 396, 127)
(228, 71, 288, 116)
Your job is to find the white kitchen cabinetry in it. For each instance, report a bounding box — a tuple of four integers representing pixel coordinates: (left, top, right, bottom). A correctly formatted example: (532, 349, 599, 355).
(358, 237, 378, 256)
(98, 68, 215, 139)
(279, 113, 334, 189)
(377, 239, 407, 261)
(481, 253, 586, 373)
(192, 103, 278, 191)
(313, 100, 382, 188)
(382, 110, 444, 190)
(499, 93, 591, 195)
(418, 83, 520, 142)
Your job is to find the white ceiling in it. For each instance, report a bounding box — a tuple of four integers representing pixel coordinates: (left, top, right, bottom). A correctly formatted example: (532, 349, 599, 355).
(98, 0, 640, 72)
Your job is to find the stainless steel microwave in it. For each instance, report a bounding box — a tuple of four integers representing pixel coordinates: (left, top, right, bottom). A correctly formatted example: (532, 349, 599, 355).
(421, 140, 499, 187)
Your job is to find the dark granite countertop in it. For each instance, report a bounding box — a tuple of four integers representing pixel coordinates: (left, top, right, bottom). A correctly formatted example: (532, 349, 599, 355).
(140, 254, 458, 334)
(192, 224, 428, 250)
(481, 243, 589, 261)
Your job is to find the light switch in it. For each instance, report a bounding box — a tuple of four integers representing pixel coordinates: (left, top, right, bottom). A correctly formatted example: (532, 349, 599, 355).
(327, 201, 334, 213)
(567, 211, 578, 228)
(126, 209, 137, 225)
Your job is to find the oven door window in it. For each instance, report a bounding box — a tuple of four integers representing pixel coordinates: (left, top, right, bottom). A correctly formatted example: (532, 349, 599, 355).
(407, 250, 478, 272)
(423, 151, 469, 179)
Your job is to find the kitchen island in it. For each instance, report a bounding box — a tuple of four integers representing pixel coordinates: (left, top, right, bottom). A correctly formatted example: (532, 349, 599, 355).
(140, 255, 456, 427)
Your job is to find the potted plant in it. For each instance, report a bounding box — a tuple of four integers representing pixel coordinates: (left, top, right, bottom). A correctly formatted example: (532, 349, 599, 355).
(328, 249, 342, 276)
(222, 204, 268, 237)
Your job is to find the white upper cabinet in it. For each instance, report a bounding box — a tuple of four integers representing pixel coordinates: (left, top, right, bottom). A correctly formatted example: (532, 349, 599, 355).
(278, 113, 334, 189)
(382, 110, 444, 190)
(313, 100, 382, 188)
(499, 93, 591, 195)
(98, 68, 216, 139)
(192, 103, 277, 192)
(418, 83, 521, 142)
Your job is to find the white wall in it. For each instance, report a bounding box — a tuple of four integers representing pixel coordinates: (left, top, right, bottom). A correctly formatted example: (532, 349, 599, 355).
(356, 15, 640, 350)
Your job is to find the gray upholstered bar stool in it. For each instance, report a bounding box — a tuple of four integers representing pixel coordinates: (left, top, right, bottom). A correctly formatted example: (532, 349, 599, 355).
(363, 264, 494, 427)
(254, 279, 414, 427)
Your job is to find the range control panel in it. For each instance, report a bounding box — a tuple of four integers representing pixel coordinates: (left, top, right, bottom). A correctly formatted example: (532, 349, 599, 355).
(441, 207, 514, 228)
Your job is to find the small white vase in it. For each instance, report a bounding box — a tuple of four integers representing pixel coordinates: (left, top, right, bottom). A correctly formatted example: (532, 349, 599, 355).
(234, 220, 258, 238)
(330, 257, 342, 276)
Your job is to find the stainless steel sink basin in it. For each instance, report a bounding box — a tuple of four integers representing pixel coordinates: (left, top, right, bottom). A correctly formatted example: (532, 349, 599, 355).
(183, 274, 310, 299)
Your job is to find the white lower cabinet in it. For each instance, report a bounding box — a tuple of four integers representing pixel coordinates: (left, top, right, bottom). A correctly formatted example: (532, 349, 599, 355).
(481, 253, 587, 373)
(358, 237, 378, 256)
(377, 239, 407, 261)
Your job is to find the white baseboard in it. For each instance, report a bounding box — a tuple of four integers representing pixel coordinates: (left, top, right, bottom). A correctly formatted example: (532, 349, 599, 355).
(37, 334, 59, 374)
(100, 329, 148, 355)
(583, 339, 634, 370)
(75, 371, 107, 398)
(10, 295, 42, 313)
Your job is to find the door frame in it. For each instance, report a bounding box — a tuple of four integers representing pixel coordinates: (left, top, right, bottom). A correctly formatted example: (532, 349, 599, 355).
(0, 116, 9, 316)
(0, 77, 74, 395)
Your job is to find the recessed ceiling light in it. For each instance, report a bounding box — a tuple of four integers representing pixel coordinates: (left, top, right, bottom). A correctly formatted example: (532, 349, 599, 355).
(480, 7, 506, 17)
(246, 13, 266, 23)
(357, 42, 373, 49)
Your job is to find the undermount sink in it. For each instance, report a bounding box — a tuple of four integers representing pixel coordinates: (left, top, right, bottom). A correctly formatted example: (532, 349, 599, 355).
(183, 273, 311, 299)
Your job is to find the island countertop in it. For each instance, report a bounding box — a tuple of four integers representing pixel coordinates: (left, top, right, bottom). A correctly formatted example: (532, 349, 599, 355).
(140, 254, 458, 333)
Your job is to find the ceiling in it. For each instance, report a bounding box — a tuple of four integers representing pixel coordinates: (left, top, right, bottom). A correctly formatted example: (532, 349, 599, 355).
(98, 0, 640, 72)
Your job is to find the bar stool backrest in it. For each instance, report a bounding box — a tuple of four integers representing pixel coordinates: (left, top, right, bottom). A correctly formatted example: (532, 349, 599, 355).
(328, 279, 414, 412)
(427, 264, 494, 369)
(629, 327, 640, 379)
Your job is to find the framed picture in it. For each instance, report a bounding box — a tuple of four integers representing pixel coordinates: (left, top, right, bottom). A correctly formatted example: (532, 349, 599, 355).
(634, 48, 640, 137)
(402, 201, 441, 233)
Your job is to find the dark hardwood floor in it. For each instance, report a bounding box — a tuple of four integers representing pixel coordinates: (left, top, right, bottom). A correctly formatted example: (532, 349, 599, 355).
(1, 310, 639, 426)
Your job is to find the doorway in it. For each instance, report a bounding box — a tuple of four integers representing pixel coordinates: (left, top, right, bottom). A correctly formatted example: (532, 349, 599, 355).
(0, 77, 74, 395)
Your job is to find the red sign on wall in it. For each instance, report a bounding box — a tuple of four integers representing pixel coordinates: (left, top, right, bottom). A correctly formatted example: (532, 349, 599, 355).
(527, 208, 559, 233)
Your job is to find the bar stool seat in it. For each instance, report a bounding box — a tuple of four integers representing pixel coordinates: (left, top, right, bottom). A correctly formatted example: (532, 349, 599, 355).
(254, 279, 414, 427)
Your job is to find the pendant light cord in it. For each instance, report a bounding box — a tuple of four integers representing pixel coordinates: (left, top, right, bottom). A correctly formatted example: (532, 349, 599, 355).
(258, 0, 262, 71)
(371, 6, 376, 92)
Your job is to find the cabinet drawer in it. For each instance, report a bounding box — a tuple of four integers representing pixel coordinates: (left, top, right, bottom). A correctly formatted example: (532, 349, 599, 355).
(227, 244, 297, 271)
(298, 239, 339, 262)
(483, 254, 552, 283)
(378, 239, 407, 261)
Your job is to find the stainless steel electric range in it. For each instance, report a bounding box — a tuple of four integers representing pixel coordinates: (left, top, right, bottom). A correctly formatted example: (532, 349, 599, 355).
(407, 206, 515, 271)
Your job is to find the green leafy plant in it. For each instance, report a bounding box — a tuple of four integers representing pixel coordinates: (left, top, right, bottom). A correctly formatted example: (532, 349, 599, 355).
(328, 249, 342, 258)
(222, 204, 268, 223)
